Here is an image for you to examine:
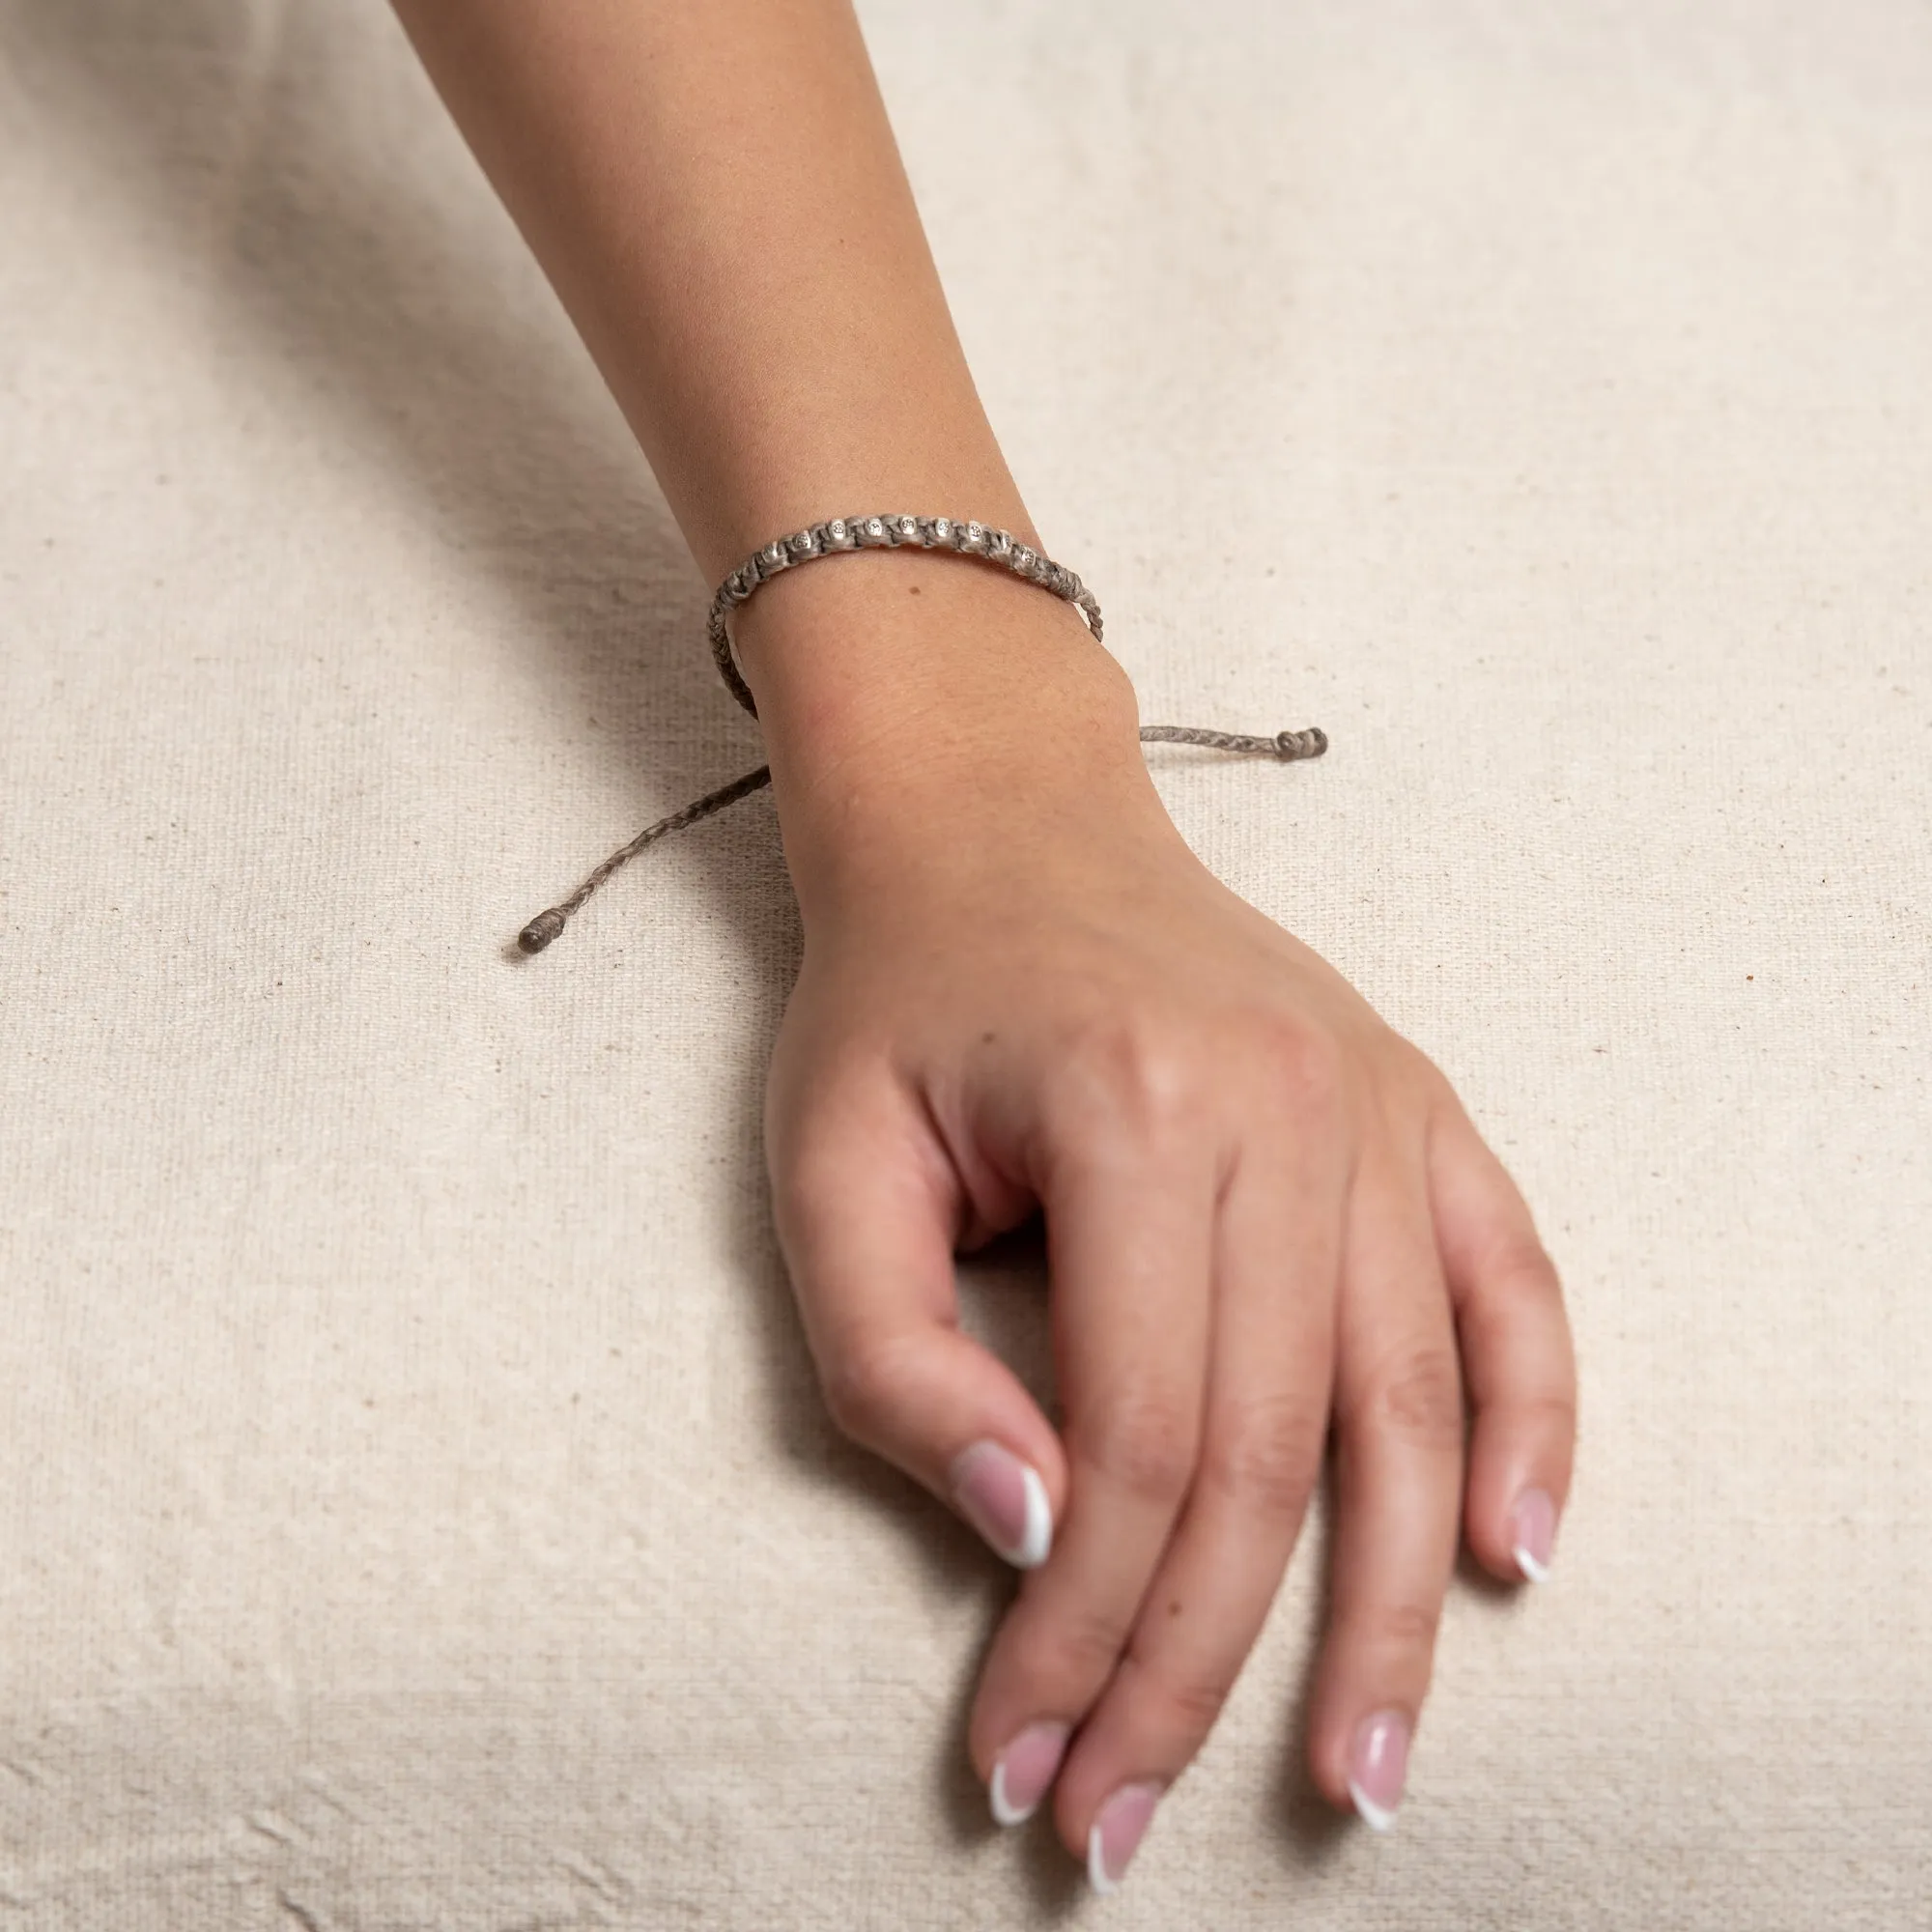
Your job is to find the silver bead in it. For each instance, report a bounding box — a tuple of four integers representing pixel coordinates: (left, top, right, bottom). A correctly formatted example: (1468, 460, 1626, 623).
(712, 514, 1105, 722)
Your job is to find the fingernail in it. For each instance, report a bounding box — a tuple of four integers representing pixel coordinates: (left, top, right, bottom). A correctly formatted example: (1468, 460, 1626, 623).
(948, 1439, 1053, 1568)
(988, 1720, 1070, 1826)
(1087, 1781, 1162, 1894)
(1510, 1487, 1557, 1583)
(1348, 1712, 1410, 1832)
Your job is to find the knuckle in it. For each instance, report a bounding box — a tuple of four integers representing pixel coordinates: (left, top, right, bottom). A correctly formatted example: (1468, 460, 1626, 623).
(1366, 1348, 1466, 1451)
(1051, 1010, 1201, 1143)
(1036, 1604, 1135, 1689)
(1484, 1233, 1564, 1304)
(1350, 1599, 1441, 1664)
(1143, 1661, 1236, 1736)
(1459, 1236, 1572, 1370)
(776, 1140, 861, 1249)
(816, 1334, 912, 1446)
(1201, 1392, 1326, 1517)
(1078, 1388, 1201, 1505)
(1254, 1016, 1346, 1110)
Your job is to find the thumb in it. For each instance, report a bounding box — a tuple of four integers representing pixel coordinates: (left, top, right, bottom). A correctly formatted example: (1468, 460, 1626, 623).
(771, 1068, 1066, 1569)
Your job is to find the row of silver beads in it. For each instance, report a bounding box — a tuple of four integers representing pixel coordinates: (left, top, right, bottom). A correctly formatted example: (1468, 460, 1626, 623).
(706, 513, 1105, 717)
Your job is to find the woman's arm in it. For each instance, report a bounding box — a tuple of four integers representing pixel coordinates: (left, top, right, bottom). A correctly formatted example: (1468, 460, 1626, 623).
(392, 0, 1138, 933)
(388, 0, 1035, 577)
(393, 0, 1576, 1889)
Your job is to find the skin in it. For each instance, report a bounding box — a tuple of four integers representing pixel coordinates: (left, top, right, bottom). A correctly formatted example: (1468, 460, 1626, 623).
(392, 0, 1577, 1877)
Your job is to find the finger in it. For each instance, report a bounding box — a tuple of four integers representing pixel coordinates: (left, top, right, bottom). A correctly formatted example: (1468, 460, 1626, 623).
(1425, 1094, 1577, 1583)
(774, 1066, 1067, 1567)
(1309, 1142, 1465, 1830)
(1051, 1123, 1343, 1887)
(966, 1118, 1217, 1834)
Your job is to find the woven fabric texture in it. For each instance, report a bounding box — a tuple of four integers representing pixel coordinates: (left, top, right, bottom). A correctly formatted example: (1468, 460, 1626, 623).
(1, 1, 1927, 1925)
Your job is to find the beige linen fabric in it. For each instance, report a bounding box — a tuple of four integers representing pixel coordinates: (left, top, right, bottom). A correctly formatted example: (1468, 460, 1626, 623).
(3, 1, 1929, 1924)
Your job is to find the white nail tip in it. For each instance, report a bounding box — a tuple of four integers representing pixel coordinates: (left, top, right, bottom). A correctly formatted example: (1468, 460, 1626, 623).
(1007, 1463, 1053, 1568)
(1349, 1781, 1397, 1833)
(1087, 1822, 1119, 1894)
(1513, 1542, 1551, 1584)
(988, 1761, 1036, 1828)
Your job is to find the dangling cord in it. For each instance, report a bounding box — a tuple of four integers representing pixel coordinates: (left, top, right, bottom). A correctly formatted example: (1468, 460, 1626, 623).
(515, 723, 1327, 955)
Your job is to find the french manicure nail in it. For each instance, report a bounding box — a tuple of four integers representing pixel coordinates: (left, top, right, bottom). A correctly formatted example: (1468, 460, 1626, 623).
(988, 1720, 1070, 1827)
(949, 1439, 1053, 1568)
(1087, 1781, 1162, 1894)
(1348, 1712, 1410, 1832)
(1511, 1487, 1557, 1583)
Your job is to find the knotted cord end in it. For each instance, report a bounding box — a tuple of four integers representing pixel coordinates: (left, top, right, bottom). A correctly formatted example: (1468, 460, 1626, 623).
(518, 907, 569, 954)
(1274, 726, 1328, 760)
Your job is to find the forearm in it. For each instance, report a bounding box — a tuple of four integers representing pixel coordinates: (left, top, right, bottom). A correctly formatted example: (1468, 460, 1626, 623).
(391, 0, 1146, 890)
(394, 0, 1022, 569)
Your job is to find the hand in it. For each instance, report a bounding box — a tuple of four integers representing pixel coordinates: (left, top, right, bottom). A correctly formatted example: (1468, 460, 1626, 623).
(747, 572, 1577, 1889)
(384, 3, 1576, 1871)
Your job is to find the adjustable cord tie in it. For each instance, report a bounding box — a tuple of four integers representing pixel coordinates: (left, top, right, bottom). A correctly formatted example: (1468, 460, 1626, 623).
(517, 515, 1327, 955)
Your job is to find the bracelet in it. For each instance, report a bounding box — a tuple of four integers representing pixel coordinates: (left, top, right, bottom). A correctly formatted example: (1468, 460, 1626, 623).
(514, 515, 1328, 955)
(708, 513, 1103, 716)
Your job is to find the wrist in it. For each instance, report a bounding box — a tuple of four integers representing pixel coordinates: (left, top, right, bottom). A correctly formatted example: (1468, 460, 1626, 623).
(729, 550, 1165, 910)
